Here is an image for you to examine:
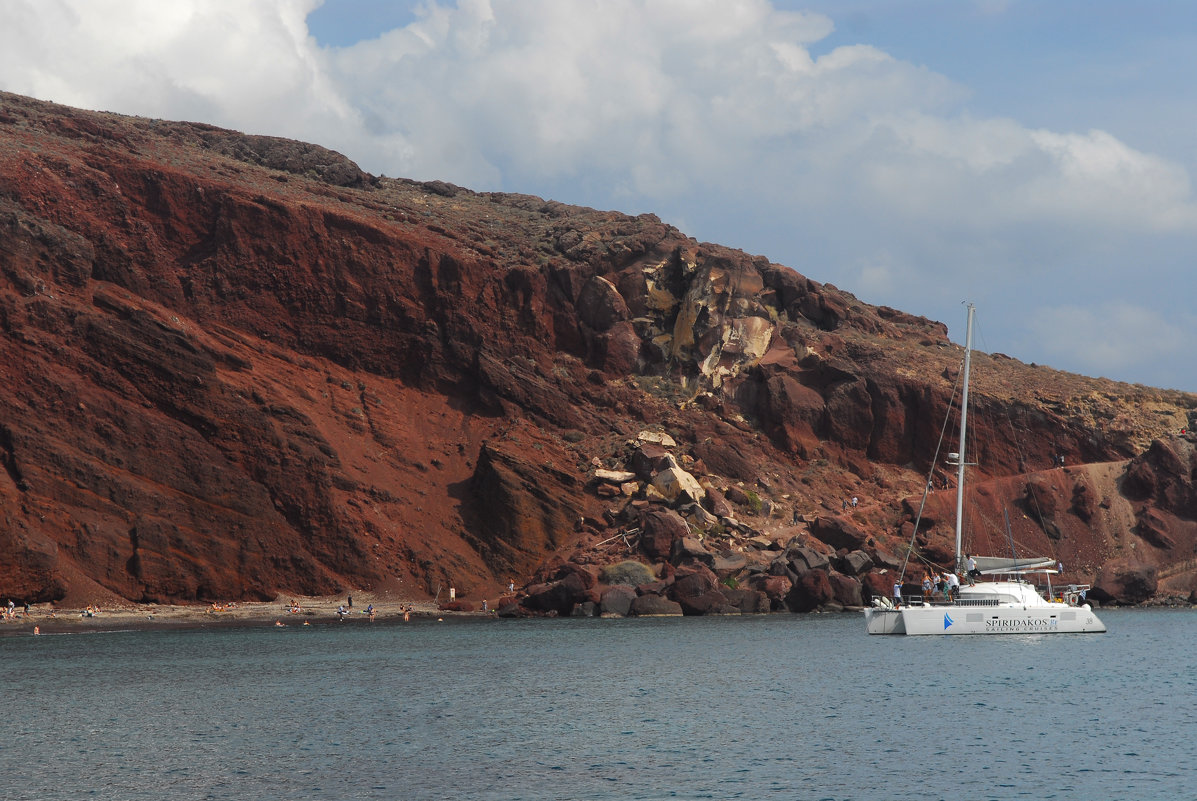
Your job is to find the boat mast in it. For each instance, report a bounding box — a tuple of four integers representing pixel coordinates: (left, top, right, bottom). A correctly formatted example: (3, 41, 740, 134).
(954, 303, 975, 574)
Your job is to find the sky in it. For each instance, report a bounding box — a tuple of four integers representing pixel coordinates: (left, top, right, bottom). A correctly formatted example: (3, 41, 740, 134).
(2, 0, 1195, 393)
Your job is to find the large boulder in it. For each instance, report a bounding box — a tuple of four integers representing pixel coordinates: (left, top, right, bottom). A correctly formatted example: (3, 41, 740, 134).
(837, 549, 874, 576)
(599, 585, 637, 617)
(629, 594, 684, 616)
(721, 587, 771, 614)
(788, 546, 830, 572)
(638, 507, 690, 560)
(681, 503, 719, 529)
(547, 560, 598, 590)
(785, 569, 835, 612)
(672, 536, 715, 568)
(629, 444, 673, 480)
(809, 516, 870, 551)
(749, 574, 793, 610)
(652, 466, 705, 505)
(712, 550, 749, 578)
(701, 484, 734, 518)
(670, 567, 731, 615)
(522, 573, 588, 616)
(828, 571, 863, 607)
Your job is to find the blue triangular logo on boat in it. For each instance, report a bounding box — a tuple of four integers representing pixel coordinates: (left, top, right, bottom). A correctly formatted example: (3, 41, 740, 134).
(943, 613, 954, 630)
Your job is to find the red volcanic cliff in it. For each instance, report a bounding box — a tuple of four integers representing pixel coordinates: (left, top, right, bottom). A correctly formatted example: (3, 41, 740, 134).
(0, 92, 1194, 610)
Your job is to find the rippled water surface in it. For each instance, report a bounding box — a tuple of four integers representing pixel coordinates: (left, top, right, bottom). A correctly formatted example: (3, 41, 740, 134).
(1, 608, 1193, 800)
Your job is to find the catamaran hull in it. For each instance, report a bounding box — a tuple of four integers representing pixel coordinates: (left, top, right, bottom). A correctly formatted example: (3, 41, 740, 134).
(864, 604, 1106, 635)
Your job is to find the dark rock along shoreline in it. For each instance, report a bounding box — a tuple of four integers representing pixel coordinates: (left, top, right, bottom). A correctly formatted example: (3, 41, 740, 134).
(0, 90, 1194, 616)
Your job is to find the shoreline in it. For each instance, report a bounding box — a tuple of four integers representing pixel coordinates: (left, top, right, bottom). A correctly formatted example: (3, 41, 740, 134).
(0, 594, 490, 637)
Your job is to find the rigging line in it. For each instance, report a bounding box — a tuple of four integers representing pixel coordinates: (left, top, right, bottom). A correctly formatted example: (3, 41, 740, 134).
(898, 352, 966, 582)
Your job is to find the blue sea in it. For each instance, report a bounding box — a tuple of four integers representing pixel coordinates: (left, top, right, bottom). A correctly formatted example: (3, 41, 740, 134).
(1, 608, 1192, 800)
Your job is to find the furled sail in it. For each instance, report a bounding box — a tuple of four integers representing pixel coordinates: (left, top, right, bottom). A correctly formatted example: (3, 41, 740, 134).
(973, 556, 1056, 575)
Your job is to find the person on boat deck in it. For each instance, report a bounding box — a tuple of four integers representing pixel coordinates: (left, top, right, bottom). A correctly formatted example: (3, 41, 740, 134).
(892, 580, 903, 606)
(921, 574, 933, 599)
(966, 555, 981, 583)
(934, 573, 945, 597)
(947, 571, 960, 601)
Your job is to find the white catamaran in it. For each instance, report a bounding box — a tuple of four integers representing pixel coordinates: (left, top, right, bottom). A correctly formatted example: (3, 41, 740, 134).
(864, 304, 1106, 635)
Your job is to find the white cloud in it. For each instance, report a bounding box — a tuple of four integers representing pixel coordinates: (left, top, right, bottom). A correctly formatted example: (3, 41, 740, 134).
(0, 0, 359, 143)
(1024, 303, 1192, 383)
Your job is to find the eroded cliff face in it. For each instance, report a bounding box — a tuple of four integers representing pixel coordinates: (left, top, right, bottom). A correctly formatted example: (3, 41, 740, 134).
(0, 91, 1194, 610)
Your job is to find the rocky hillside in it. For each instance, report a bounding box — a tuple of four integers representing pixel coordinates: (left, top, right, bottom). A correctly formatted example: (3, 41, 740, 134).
(1, 91, 1194, 612)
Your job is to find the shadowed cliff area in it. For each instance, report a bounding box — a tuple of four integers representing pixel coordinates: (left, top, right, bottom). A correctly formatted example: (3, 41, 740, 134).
(0, 91, 1194, 612)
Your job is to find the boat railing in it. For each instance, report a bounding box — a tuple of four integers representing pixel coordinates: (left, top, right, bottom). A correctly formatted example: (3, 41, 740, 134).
(1043, 584, 1092, 605)
(900, 595, 1000, 608)
(951, 597, 1000, 607)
